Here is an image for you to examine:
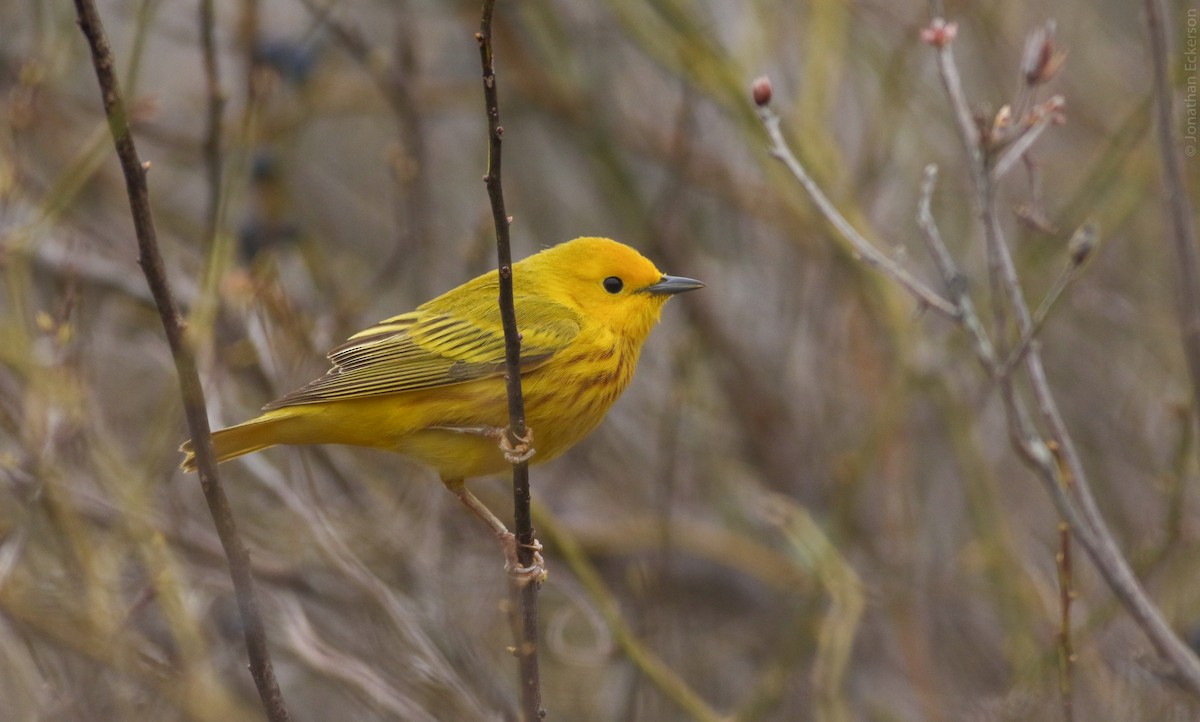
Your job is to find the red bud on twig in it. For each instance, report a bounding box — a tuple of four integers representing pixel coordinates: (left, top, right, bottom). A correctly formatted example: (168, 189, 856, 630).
(921, 19, 958, 48)
(1022, 20, 1067, 86)
(751, 76, 773, 107)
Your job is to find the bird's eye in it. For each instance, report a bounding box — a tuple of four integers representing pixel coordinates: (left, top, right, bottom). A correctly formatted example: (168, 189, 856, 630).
(602, 276, 624, 294)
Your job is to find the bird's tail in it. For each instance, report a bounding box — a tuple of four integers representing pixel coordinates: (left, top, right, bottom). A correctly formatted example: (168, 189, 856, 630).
(179, 418, 282, 471)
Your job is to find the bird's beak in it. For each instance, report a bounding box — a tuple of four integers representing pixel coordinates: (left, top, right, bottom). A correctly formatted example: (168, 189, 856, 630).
(643, 275, 705, 295)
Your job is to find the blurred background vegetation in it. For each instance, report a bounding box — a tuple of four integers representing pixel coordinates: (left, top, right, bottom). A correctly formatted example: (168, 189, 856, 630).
(2, 0, 1200, 720)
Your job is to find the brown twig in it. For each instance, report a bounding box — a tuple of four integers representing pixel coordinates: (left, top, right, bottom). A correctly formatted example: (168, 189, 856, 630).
(476, 2, 543, 720)
(71, 2, 291, 720)
(1056, 521, 1076, 722)
(1143, 0, 1200, 439)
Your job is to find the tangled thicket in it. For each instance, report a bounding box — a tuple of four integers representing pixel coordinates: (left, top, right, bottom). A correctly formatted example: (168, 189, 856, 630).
(1, 1, 1198, 720)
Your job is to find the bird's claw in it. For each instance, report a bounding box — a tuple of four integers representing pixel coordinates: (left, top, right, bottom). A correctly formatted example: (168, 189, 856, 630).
(502, 533, 546, 586)
(430, 424, 535, 464)
(500, 427, 535, 465)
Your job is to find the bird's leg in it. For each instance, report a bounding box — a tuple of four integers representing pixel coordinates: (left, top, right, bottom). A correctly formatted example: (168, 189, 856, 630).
(440, 477, 546, 585)
(429, 425, 536, 464)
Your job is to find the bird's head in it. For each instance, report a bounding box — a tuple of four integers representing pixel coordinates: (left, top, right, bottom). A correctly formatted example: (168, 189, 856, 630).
(525, 237, 704, 343)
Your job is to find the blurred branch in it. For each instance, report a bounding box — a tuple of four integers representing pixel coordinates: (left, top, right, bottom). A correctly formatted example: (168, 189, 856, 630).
(1056, 522, 1076, 722)
(534, 502, 727, 722)
(70, 2, 291, 720)
(756, 491, 863, 722)
(199, 0, 225, 252)
(0, 579, 257, 721)
(243, 455, 494, 713)
(292, 0, 433, 289)
(277, 597, 440, 722)
(476, 2, 542, 720)
(567, 515, 811, 592)
(1143, 0, 1200, 433)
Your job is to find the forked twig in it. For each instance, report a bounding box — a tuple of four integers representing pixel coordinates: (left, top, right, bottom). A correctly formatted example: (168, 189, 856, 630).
(928, 19, 1200, 696)
(753, 88, 958, 320)
(756, 13, 1200, 699)
(936, 15, 1200, 697)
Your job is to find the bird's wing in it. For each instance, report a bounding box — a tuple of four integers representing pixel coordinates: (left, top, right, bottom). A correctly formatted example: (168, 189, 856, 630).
(263, 293, 581, 408)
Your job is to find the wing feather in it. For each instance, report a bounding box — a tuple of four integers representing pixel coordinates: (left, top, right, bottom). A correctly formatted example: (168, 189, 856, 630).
(264, 293, 581, 409)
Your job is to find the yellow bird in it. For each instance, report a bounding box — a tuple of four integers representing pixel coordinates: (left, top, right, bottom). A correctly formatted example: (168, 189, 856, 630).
(181, 237, 702, 565)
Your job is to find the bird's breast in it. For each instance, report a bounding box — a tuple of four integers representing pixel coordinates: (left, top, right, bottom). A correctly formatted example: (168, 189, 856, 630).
(521, 335, 640, 462)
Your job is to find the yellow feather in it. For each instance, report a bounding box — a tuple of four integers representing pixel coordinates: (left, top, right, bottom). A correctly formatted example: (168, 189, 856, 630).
(179, 237, 702, 481)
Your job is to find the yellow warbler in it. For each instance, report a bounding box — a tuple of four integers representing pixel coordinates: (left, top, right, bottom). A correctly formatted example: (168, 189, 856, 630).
(180, 237, 702, 551)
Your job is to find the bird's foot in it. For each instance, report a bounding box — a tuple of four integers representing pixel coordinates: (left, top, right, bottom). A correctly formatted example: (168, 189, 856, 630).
(499, 427, 535, 465)
(502, 533, 547, 586)
(431, 424, 535, 464)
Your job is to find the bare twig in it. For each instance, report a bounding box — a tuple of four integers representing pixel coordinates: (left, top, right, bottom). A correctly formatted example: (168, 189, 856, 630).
(1144, 0, 1200, 433)
(476, 2, 543, 720)
(926, 21, 984, 177)
(755, 103, 959, 320)
(1000, 223, 1096, 374)
(1056, 522, 1076, 722)
(927, 16, 1200, 697)
(71, 2, 291, 720)
(916, 164, 996, 367)
(991, 97, 1062, 181)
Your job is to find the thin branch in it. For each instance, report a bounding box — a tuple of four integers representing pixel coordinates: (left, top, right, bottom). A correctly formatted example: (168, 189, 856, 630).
(1021, 325, 1200, 694)
(1056, 522, 1076, 722)
(991, 97, 1062, 181)
(70, 2, 291, 720)
(916, 164, 996, 367)
(755, 104, 959, 319)
(1000, 223, 1095, 375)
(476, 2, 543, 720)
(1144, 0, 1200, 438)
(927, 21, 984, 179)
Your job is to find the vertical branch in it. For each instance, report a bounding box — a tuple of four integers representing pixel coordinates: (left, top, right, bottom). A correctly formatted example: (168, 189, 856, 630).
(1055, 522, 1075, 722)
(199, 0, 224, 252)
(476, 2, 543, 720)
(1144, 0, 1200, 425)
(71, 3, 291, 721)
